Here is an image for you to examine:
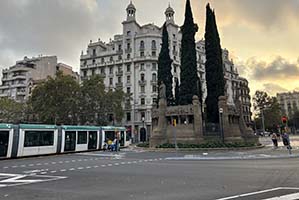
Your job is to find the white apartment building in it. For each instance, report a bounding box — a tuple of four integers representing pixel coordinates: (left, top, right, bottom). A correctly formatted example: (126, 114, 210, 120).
(80, 2, 249, 142)
(277, 91, 299, 117)
(0, 55, 78, 103)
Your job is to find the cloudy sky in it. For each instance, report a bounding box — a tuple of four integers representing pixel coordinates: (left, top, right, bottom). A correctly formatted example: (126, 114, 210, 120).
(0, 0, 298, 96)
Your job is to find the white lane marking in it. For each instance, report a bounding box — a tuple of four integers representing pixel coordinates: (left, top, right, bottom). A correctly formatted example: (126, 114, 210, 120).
(28, 164, 34, 166)
(20, 165, 26, 167)
(101, 165, 106, 167)
(60, 169, 66, 172)
(77, 167, 84, 170)
(51, 162, 56, 164)
(3, 167, 8, 169)
(69, 168, 75, 171)
(65, 161, 70, 163)
(44, 163, 49, 165)
(132, 161, 137, 164)
(216, 187, 299, 200)
(159, 158, 163, 160)
(71, 160, 75, 162)
(36, 163, 42, 166)
(78, 159, 82, 162)
(148, 159, 153, 161)
(12, 166, 17, 168)
(107, 164, 112, 167)
(114, 163, 119, 166)
(264, 192, 299, 200)
(59, 161, 63, 164)
(127, 162, 131, 164)
(93, 166, 99, 168)
(40, 172, 47, 175)
(50, 171, 56, 173)
(138, 160, 143, 162)
(121, 162, 126, 164)
(86, 166, 91, 169)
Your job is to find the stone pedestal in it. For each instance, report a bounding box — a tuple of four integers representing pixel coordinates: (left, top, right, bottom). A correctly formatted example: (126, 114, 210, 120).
(150, 98, 167, 147)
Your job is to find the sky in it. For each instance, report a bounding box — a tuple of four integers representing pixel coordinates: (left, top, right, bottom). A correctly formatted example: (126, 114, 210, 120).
(0, 0, 298, 97)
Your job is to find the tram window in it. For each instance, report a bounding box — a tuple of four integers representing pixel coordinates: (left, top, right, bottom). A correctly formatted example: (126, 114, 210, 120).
(24, 131, 54, 147)
(78, 131, 87, 144)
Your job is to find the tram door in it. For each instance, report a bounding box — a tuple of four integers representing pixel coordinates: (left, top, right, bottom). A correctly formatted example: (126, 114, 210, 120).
(64, 131, 76, 151)
(88, 131, 97, 150)
(120, 131, 125, 147)
(0, 131, 9, 157)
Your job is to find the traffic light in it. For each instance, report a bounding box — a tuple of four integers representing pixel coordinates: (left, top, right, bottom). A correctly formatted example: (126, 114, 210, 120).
(282, 116, 287, 124)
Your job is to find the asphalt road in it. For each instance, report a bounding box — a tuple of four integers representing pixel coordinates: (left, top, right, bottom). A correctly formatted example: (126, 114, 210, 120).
(0, 149, 299, 200)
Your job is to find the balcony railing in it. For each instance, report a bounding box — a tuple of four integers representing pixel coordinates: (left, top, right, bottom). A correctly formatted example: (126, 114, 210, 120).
(125, 48, 132, 53)
(138, 80, 146, 86)
(116, 71, 123, 76)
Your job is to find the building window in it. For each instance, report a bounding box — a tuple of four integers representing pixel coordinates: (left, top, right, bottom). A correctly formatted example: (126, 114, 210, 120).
(141, 98, 145, 105)
(92, 69, 95, 75)
(127, 64, 131, 72)
(109, 67, 113, 74)
(101, 57, 104, 63)
(153, 98, 157, 104)
(110, 56, 113, 62)
(93, 49, 96, 56)
(152, 85, 157, 92)
(118, 66, 122, 73)
(152, 40, 156, 49)
(152, 73, 157, 81)
(141, 73, 145, 81)
(152, 51, 156, 57)
(127, 75, 130, 83)
(141, 86, 145, 93)
(118, 76, 121, 83)
(83, 71, 87, 77)
(118, 44, 122, 51)
(109, 78, 113, 85)
(118, 55, 122, 60)
(127, 31, 131, 36)
(92, 59, 96, 64)
(140, 51, 144, 57)
(126, 112, 131, 121)
(78, 131, 87, 144)
(141, 112, 145, 119)
(127, 87, 131, 94)
(140, 63, 145, 71)
(127, 43, 130, 50)
(127, 54, 130, 59)
(152, 63, 157, 70)
(101, 68, 105, 74)
(140, 41, 145, 49)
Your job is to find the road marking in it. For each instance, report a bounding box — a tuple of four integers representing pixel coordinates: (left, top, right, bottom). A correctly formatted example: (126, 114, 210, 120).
(101, 165, 106, 167)
(114, 163, 119, 166)
(216, 187, 299, 200)
(264, 192, 299, 200)
(93, 166, 99, 168)
(86, 166, 91, 169)
(77, 167, 84, 170)
(60, 169, 66, 172)
(50, 171, 56, 173)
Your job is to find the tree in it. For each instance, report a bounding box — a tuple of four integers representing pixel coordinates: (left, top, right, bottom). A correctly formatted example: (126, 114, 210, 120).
(253, 90, 281, 131)
(0, 97, 24, 123)
(178, 0, 200, 105)
(158, 23, 173, 106)
(204, 3, 225, 123)
(29, 71, 80, 124)
(79, 75, 125, 125)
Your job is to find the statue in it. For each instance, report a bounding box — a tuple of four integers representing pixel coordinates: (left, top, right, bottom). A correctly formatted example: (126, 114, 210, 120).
(159, 81, 166, 99)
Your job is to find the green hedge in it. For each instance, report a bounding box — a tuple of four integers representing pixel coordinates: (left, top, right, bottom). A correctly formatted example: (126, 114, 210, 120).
(156, 141, 256, 149)
(137, 142, 149, 148)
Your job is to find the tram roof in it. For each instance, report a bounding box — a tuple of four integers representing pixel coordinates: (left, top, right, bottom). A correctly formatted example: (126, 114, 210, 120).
(61, 125, 99, 130)
(19, 124, 57, 129)
(0, 124, 13, 129)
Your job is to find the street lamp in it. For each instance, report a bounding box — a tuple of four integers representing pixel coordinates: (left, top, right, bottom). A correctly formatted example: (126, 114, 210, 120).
(141, 116, 145, 142)
(219, 107, 224, 143)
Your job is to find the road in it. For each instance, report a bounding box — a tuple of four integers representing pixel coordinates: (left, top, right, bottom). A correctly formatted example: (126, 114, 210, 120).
(0, 149, 299, 200)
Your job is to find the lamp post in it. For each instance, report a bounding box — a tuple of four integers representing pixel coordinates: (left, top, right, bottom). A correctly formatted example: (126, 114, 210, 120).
(219, 107, 224, 143)
(142, 116, 145, 142)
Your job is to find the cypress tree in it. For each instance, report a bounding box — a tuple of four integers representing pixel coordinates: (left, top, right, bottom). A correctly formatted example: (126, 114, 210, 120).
(179, 0, 201, 105)
(204, 3, 225, 123)
(158, 23, 174, 106)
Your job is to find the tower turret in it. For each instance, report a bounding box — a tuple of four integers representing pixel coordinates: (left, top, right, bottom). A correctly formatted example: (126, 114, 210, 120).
(126, 1, 136, 21)
(165, 3, 175, 23)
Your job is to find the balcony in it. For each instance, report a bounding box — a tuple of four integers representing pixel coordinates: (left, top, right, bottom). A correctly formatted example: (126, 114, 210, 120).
(150, 80, 157, 85)
(12, 75, 26, 80)
(115, 82, 123, 88)
(116, 49, 123, 54)
(138, 80, 146, 86)
(116, 71, 123, 76)
(125, 48, 132, 53)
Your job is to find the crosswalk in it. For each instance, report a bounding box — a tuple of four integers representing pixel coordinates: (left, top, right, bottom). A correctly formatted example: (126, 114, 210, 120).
(217, 187, 299, 200)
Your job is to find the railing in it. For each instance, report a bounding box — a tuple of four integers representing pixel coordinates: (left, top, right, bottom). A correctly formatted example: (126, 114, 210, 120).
(138, 80, 146, 85)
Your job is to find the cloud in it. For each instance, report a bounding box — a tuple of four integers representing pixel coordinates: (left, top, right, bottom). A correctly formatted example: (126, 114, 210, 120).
(262, 83, 287, 96)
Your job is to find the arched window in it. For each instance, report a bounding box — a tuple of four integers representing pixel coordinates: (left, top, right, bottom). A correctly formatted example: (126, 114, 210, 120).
(152, 73, 157, 81)
(141, 73, 145, 81)
(140, 41, 145, 49)
(151, 40, 156, 49)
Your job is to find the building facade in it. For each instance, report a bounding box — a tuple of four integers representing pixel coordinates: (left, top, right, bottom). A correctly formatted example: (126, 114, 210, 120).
(0, 55, 78, 103)
(277, 91, 299, 117)
(80, 2, 251, 142)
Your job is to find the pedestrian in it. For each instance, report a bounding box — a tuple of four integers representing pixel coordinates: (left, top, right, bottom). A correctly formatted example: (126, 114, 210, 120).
(271, 133, 278, 148)
(282, 132, 292, 154)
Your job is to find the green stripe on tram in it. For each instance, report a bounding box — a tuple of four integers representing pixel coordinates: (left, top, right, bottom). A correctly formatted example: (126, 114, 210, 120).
(61, 125, 99, 131)
(19, 124, 57, 129)
(0, 124, 13, 129)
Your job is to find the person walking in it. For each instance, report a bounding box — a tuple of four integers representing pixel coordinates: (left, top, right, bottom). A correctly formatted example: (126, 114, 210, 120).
(282, 131, 292, 154)
(271, 133, 278, 148)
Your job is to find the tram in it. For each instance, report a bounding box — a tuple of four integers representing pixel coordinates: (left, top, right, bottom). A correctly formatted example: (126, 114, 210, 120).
(0, 124, 131, 159)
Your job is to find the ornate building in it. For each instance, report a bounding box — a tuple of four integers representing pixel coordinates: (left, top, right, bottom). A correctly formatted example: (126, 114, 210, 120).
(277, 91, 299, 117)
(80, 2, 251, 142)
